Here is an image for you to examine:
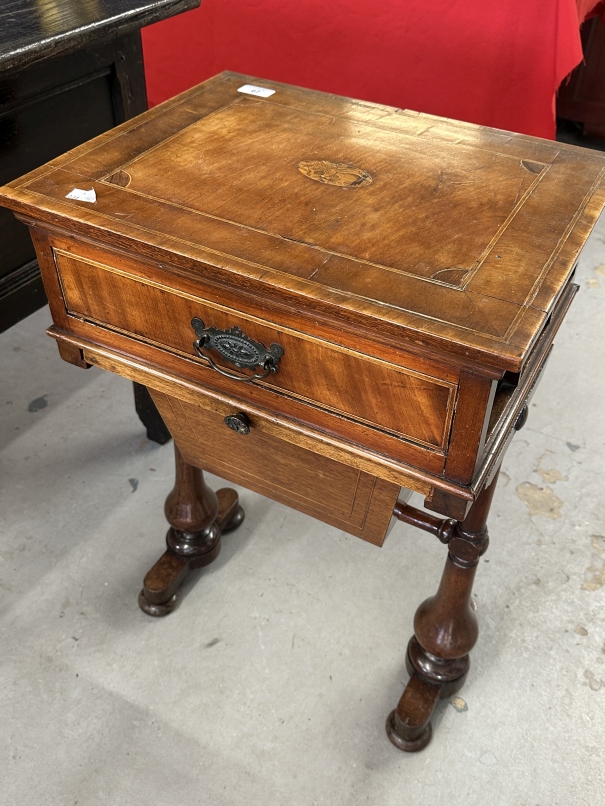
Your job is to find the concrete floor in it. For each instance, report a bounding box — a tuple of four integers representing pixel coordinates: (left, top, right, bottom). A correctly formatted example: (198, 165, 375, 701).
(1, 221, 605, 806)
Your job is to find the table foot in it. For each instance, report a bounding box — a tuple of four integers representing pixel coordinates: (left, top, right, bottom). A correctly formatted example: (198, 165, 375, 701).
(139, 588, 180, 617)
(386, 672, 438, 752)
(386, 637, 469, 751)
(139, 443, 244, 616)
(139, 487, 244, 616)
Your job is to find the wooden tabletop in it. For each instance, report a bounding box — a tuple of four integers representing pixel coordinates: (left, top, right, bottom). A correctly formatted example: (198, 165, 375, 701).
(0, 0, 200, 71)
(2, 71, 605, 371)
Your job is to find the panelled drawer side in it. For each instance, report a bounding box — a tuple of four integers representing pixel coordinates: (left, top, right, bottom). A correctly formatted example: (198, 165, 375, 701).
(150, 389, 401, 546)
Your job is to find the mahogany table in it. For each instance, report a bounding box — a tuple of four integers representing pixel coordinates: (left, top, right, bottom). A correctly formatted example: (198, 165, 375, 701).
(1, 73, 604, 752)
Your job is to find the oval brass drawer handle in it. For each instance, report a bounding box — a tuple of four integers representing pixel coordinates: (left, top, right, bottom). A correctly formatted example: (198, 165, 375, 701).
(191, 318, 284, 383)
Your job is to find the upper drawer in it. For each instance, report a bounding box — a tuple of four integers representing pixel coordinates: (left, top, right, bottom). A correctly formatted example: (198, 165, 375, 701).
(52, 238, 456, 453)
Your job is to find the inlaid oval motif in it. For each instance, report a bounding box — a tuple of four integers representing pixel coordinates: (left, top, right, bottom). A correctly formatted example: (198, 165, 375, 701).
(105, 170, 131, 188)
(297, 160, 373, 188)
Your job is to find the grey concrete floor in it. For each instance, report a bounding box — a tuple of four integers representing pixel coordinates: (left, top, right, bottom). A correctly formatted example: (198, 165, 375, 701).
(1, 221, 605, 806)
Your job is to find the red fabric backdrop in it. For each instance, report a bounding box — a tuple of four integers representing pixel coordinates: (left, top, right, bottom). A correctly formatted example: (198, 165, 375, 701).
(142, 1, 605, 139)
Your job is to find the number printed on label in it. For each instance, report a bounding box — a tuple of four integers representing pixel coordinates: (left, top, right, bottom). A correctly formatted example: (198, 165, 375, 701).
(237, 84, 275, 98)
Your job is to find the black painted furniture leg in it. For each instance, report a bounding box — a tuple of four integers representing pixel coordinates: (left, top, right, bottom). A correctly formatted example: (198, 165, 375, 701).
(133, 382, 171, 444)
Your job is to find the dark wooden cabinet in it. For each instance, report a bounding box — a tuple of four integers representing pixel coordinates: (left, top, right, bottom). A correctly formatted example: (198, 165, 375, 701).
(1, 33, 142, 330)
(0, 0, 199, 333)
(557, 15, 605, 141)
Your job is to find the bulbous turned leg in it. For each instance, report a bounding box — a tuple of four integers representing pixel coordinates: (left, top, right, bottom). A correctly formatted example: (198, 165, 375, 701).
(139, 443, 244, 617)
(386, 469, 500, 752)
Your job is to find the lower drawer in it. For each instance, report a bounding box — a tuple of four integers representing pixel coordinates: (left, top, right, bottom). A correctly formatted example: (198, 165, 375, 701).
(149, 388, 401, 546)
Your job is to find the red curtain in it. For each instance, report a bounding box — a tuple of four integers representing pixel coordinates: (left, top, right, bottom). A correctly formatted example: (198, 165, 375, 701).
(142, 1, 605, 139)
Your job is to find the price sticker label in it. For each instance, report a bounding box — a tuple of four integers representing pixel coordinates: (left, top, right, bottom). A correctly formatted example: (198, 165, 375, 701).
(66, 188, 97, 203)
(237, 84, 275, 98)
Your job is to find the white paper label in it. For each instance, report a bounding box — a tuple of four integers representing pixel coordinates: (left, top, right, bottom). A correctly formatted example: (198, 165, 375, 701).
(66, 188, 97, 203)
(237, 84, 275, 98)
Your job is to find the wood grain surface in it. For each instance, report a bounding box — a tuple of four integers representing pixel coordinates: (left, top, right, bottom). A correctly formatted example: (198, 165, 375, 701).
(150, 389, 401, 546)
(54, 244, 455, 450)
(2, 72, 605, 371)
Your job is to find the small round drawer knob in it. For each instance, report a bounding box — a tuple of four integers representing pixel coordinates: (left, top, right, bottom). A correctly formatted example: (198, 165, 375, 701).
(224, 412, 251, 435)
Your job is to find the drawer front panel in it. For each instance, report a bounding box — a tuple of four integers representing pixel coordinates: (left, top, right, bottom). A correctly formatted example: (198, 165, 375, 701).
(149, 389, 401, 546)
(54, 245, 456, 451)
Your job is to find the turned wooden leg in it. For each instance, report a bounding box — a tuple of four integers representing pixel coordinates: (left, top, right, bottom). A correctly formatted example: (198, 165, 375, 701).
(139, 443, 245, 616)
(386, 469, 500, 751)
